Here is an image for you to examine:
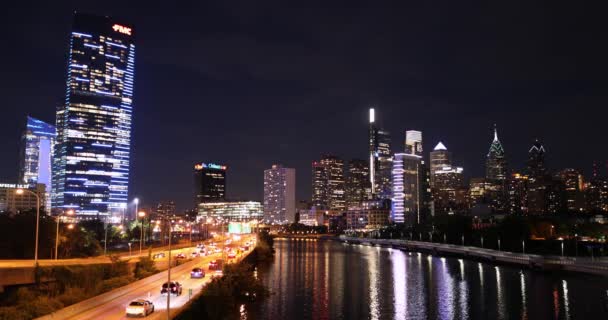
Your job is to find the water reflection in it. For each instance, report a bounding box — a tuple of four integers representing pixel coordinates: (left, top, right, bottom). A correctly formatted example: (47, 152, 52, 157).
(520, 271, 527, 320)
(250, 239, 608, 320)
(496, 266, 507, 319)
(562, 280, 570, 320)
(391, 250, 406, 320)
(367, 246, 381, 320)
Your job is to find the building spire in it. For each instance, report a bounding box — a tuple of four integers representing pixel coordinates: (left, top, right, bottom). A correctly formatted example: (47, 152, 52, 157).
(493, 124, 499, 142)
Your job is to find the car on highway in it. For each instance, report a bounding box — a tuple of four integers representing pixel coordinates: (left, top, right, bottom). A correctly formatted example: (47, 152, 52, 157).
(152, 252, 165, 260)
(190, 251, 199, 258)
(175, 253, 186, 259)
(214, 248, 222, 254)
(161, 281, 183, 296)
(190, 267, 205, 279)
(228, 251, 236, 259)
(211, 270, 223, 278)
(196, 243, 205, 249)
(126, 299, 154, 317)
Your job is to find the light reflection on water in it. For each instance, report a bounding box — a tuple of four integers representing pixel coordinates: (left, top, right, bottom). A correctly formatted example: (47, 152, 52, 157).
(249, 239, 608, 320)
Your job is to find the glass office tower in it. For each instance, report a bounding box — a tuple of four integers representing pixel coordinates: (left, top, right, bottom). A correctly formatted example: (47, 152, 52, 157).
(20, 116, 56, 188)
(52, 13, 135, 218)
(194, 163, 227, 203)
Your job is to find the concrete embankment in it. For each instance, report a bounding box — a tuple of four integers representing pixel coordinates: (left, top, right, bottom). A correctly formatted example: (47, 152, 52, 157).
(338, 236, 608, 277)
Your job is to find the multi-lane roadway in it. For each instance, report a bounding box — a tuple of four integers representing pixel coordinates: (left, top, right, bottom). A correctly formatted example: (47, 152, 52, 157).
(36, 235, 256, 320)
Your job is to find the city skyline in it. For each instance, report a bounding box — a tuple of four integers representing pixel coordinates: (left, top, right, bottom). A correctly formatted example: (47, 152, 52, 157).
(1, 3, 606, 211)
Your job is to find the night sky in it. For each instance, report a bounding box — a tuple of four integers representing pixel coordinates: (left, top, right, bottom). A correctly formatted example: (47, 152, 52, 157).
(1, 1, 606, 211)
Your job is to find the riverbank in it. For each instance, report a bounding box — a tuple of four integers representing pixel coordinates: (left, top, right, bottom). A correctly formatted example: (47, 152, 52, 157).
(337, 236, 608, 277)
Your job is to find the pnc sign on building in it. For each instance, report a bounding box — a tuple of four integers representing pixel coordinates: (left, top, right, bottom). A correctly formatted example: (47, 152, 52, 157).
(112, 24, 132, 36)
(194, 163, 227, 171)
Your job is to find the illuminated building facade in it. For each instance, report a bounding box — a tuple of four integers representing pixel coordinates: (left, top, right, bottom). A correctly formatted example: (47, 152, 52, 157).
(433, 165, 467, 214)
(506, 172, 529, 214)
(20, 117, 56, 188)
(345, 159, 370, 209)
(315, 155, 345, 211)
(486, 126, 507, 182)
(155, 201, 176, 218)
(391, 153, 423, 224)
(197, 201, 263, 223)
(0, 183, 45, 214)
(429, 142, 451, 187)
(586, 162, 608, 213)
(405, 130, 423, 156)
(526, 140, 549, 214)
(368, 108, 392, 200)
(346, 208, 390, 229)
(52, 13, 136, 218)
(556, 168, 585, 212)
(194, 162, 227, 203)
(20, 117, 55, 211)
(263, 164, 296, 224)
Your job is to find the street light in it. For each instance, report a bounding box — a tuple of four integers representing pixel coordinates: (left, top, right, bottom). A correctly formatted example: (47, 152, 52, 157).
(133, 198, 139, 222)
(55, 209, 75, 260)
(166, 214, 173, 320)
(138, 211, 146, 255)
(16, 188, 40, 265)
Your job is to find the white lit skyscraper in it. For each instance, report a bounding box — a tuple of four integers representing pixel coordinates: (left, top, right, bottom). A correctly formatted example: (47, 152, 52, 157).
(429, 142, 451, 187)
(369, 108, 392, 200)
(52, 13, 135, 218)
(405, 130, 423, 156)
(264, 164, 296, 224)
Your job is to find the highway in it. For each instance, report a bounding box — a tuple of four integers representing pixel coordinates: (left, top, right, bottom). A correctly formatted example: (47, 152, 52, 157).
(37, 235, 256, 320)
(0, 242, 195, 269)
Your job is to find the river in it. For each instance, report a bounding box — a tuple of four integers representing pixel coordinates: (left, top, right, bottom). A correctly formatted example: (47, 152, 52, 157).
(246, 238, 608, 320)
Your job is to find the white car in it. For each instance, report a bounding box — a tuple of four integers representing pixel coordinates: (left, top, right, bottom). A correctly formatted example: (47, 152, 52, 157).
(126, 299, 154, 317)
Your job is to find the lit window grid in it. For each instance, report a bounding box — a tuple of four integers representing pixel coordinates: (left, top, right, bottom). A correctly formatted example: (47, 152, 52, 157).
(53, 28, 135, 216)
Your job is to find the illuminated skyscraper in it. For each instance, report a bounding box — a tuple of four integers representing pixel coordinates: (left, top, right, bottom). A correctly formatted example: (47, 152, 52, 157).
(312, 155, 345, 211)
(345, 159, 371, 208)
(194, 163, 227, 203)
(486, 126, 507, 182)
(52, 13, 135, 218)
(556, 168, 585, 212)
(405, 130, 423, 156)
(391, 153, 423, 224)
(368, 108, 392, 200)
(429, 142, 451, 187)
(264, 164, 296, 224)
(433, 165, 466, 214)
(526, 140, 548, 214)
(20, 117, 56, 190)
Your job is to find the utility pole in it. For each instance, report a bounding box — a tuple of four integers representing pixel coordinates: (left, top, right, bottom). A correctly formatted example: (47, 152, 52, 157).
(166, 216, 172, 320)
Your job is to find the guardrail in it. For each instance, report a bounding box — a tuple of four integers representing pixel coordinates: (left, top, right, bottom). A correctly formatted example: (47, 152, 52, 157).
(339, 236, 608, 276)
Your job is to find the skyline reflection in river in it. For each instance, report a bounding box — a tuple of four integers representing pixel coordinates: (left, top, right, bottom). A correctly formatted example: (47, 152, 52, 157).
(248, 238, 608, 320)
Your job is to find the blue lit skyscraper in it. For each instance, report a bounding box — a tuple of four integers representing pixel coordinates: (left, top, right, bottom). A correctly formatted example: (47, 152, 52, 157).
(52, 13, 135, 218)
(20, 116, 56, 189)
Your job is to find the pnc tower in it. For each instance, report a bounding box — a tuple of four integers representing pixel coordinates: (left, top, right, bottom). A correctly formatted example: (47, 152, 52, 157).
(52, 13, 136, 218)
